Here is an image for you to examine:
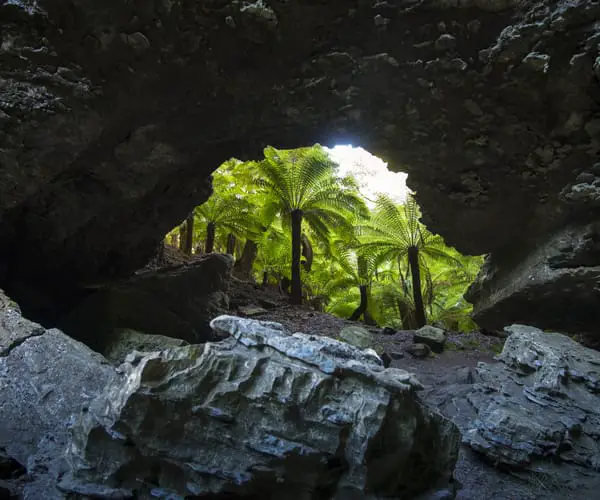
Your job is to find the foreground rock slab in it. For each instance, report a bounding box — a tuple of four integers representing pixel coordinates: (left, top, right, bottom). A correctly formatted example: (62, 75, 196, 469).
(464, 325, 600, 470)
(0, 290, 115, 499)
(62, 315, 460, 499)
(425, 324, 600, 496)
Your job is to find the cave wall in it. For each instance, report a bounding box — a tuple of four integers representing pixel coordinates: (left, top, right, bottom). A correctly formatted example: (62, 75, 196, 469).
(1, 0, 599, 332)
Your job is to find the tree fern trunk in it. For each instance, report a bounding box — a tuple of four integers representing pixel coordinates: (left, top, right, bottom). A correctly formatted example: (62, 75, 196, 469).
(364, 310, 378, 326)
(226, 233, 236, 255)
(349, 284, 368, 321)
(234, 239, 258, 279)
(158, 241, 165, 263)
(408, 246, 426, 327)
(183, 213, 194, 255)
(179, 223, 186, 252)
(290, 209, 303, 305)
(205, 222, 216, 253)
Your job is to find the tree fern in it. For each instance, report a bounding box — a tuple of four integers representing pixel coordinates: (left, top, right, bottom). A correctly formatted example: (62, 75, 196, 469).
(257, 145, 368, 304)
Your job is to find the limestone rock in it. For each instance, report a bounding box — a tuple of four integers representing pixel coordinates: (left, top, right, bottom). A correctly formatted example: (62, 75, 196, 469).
(467, 224, 600, 337)
(238, 304, 268, 317)
(462, 325, 600, 470)
(414, 325, 447, 353)
(407, 343, 431, 358)
(102, 328, 189, 364)
(382, 326, 397, 335)
(0, 290, 115, 499)
(59, 254, 232, 350)
(339, 325, 372, 349)
(62, 316, 460, 499)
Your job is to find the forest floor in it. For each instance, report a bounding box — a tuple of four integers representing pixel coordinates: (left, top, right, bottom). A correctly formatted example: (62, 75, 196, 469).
(231, 296, 587, 500)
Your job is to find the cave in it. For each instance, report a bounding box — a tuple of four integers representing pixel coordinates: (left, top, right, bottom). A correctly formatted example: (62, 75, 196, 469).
(1, 0, 599, 337)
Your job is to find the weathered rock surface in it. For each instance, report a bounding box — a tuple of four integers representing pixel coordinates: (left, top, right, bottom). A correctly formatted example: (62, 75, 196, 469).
(407, 343, 432, 358)
(62, 315, 460, 499)
(339, 325, 373, 349)
(424, 324, 600, 496)
(102, 328, 189, 364)
(414, 325, 447, 352)
(1, 1, 599, 334)
(238, 304, 268, 317)
(0, 289, 115, 499)
(467, 223, 600, 337)
(59, 253, 232, 350)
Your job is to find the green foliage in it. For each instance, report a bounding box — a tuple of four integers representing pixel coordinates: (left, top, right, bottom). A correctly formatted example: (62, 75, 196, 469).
(165, 146, 484, 332)
(256, 145, 368, 304)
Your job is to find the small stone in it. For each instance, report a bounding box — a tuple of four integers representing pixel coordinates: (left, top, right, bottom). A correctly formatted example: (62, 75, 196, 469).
(238, 305, 268, 317)
(414, 325, 446, 353)
(522, 52, 550, 72)
(240, 0, 278, 28)
(258, 298, 279, 309)
(464, 99, 483, 116)
(576, 172, 595, 184)
(389, 350, 404, 360)
(435, 34, 457, 51)
(225, 16, 236, 28)
(406, 343, 431, 358)
(380, 351, 392, 368)
(374, 14, 390, 27)
(122, 32, 150, 51)
(382, 326, 396, 336)
(584, 119, 600, 139)
(467, 19, 481, 34)
(339, 326, 372, 349)
(450, 58, 468, 71)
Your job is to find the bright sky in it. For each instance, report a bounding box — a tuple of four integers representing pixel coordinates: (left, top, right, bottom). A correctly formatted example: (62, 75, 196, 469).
(325, 145, 410, 206)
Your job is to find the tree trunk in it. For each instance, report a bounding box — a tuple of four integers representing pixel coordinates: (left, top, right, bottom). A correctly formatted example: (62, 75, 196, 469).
(290, 209, 303, 305)
(226, 233, 236, 256)
(262, 271, 268, 287)
(178, 224, 186, 252)
(408, 246, 426, 327)
(398, 300, 414, 330)
(364, 309, 378, 326)
(349, 284, 368, 321)
(279, 276, 291, 296)
(205, 222, 216, 253)
(234, 239, 258, 279)
(183, 213, 194, 255)
(158, 241, 165, 263)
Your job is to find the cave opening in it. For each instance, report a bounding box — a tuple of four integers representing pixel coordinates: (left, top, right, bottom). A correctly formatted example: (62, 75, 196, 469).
(160, 143, 484, 333)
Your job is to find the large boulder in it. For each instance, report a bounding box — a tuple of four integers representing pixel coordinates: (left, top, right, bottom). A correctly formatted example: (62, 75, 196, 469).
(59, 253, 232, 351)
(424, 324, 600, 496)
(61, 315, 460, 499)
(467, 223, 600, 338)
(464, 325, 600, 470)
(0, 290, 115, 499)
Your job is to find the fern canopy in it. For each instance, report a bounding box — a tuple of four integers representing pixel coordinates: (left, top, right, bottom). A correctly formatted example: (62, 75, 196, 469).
(164, 146, 484, 331)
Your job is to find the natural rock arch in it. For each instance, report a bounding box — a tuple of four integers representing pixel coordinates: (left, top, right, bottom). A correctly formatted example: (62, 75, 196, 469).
(1, 0, 599, 333)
